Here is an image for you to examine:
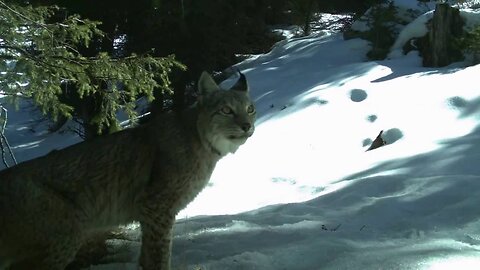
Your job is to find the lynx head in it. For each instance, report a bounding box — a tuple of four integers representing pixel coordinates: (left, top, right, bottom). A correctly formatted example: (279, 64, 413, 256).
(196, 71, 256, 156)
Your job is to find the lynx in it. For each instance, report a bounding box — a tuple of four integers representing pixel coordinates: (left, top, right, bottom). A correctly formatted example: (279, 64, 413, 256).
(0, 71, 256, 270)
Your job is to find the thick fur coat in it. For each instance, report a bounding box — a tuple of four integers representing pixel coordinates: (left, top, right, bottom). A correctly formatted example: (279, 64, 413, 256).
(0, 72, 255, 270)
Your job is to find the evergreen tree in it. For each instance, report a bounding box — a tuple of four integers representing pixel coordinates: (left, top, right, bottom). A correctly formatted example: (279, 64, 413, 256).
(289, 0, 318, 36)
(145, 0, 282, 110)
(463, 25, 480, 64)
(364, 0, 399, 60)
(0, 1, 183, 139)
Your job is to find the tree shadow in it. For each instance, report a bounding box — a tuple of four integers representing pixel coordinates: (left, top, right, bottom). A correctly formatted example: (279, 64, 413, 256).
(172, 122, 480, 268)
(370, 57, 465, 83)
(347, 124, 480, 181)
(248, 63, 378, 125)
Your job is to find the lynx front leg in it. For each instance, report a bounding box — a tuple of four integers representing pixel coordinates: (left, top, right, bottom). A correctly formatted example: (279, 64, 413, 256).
(43, 235, 84, 270)
(9, 236, 82, 270)
(139, 217, 175, 270)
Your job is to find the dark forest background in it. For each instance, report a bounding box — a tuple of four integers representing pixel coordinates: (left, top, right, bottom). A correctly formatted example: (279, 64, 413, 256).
(2, 0, 386, 140)
(26, 0, 380, 112)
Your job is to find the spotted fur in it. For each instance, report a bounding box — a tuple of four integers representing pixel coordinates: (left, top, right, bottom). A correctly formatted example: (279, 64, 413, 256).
(0, 71, 255, 270)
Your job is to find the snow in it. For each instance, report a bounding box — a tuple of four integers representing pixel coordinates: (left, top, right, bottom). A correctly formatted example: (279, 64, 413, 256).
(389, 10, 434, 58)
(2, 1, 480, 269)
(390, 7, 480, 58)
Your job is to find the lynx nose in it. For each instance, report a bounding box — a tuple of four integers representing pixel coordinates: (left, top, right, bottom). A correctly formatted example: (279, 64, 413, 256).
(241, 123, 252, 132)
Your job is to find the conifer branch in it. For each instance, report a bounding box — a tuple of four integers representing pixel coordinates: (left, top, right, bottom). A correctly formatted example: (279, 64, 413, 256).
(0, 0, 49, 30)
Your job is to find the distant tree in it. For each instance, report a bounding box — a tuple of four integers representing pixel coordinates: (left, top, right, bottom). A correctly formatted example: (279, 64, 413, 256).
(364, 0, 399, 60)
(343, 0, 399, 60)
(264, 0, 290, 24)
(464, 25, 480, 63)
(36, 0, 281, 114)
(147, 0, 281, 110)
(0, 1, 183, 139)
(420, 3, 465, 67)
(289, 0, 318, 36)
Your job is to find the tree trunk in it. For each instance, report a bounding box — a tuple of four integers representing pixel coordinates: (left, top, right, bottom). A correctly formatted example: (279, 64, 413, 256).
(422, 3, 464, 67)
(302, 0, 315, 36)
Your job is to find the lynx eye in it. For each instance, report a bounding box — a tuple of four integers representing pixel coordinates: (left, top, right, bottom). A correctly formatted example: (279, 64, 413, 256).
(220, 106, 233, 115)
(247, 105, 255, 114)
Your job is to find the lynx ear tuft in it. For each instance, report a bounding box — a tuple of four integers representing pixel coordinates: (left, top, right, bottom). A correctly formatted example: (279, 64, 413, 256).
(198, 71, 220, 95)
(230, 71, 249, 92)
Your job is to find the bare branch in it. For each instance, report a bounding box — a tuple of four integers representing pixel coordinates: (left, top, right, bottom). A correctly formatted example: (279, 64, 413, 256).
(0, 105, 17, 168)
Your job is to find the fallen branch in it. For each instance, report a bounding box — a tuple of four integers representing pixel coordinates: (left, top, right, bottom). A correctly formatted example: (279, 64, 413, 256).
(366, 130, 386, 151)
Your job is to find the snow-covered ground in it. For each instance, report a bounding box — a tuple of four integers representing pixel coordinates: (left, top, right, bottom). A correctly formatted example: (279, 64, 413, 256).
(2, 0, 480, 269)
